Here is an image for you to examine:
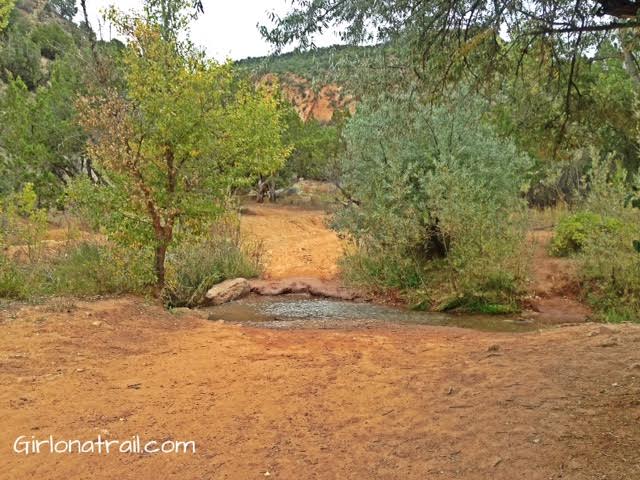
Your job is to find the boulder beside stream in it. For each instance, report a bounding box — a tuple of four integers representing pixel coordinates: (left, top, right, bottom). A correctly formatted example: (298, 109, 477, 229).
(205, 278, 251, 305)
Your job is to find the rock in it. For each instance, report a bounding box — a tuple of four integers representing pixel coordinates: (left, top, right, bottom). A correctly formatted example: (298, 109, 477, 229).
(91, 320, 102, 327)
(205, 278, 250, 306)
(629, 363, 640, 370)
(248, 278, 359, 301)
(598, 337, 619, 348)
(487, 344, 501, 352)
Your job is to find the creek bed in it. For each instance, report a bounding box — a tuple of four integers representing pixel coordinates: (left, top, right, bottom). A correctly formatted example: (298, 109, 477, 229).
(201, 294, 544, 332)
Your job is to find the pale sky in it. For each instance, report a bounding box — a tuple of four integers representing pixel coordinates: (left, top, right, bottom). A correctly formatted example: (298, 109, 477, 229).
(76, 0, 342, 61)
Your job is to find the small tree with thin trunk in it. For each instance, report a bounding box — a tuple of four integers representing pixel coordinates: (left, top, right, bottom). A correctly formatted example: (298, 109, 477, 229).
(77, 15, 288, 293)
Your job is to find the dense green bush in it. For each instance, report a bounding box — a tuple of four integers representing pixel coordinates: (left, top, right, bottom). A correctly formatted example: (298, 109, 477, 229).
(0, 67, 86, 204)
(550, 212, 623, 257)
(0, 22, 42, 89)
(333, 94, 531, 311)
(559, 154, 640, 322)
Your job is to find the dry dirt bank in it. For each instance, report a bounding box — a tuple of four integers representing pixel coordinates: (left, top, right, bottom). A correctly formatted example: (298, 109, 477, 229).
(1, 298, 639, 479)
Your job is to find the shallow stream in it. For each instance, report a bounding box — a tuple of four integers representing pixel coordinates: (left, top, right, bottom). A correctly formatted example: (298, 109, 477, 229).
(202, 295, 545, 332)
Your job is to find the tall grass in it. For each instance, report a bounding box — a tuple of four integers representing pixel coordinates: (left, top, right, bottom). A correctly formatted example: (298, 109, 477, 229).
(163, 221, 263, 308)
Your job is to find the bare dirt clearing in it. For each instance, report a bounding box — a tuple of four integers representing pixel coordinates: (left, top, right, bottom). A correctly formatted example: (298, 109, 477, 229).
(1, 298, 639, 479)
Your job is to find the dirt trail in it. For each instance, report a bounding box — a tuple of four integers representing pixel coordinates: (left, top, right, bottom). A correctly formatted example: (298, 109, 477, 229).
(1, 298, 639, 479)
(527, 230, 591, 323)
(240, 204, 345, 280)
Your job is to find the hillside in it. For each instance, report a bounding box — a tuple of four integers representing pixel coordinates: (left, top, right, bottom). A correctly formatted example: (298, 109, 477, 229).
(238, 45, 368, 122)
(0, 0, 88, 89)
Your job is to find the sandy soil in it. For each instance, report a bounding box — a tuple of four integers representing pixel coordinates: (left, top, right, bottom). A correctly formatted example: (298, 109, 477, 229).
(1, 298, 639, 479)
(240, 204, 345, 280)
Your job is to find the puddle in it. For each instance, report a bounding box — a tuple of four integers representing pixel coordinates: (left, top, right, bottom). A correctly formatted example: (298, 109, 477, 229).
(201, 295, 542, 332)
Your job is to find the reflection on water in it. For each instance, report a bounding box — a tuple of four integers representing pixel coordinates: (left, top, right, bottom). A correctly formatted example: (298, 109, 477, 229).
(202, 295, 540, 332)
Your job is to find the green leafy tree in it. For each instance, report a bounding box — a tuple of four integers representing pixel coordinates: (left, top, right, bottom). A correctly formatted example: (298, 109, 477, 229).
(263, 1, 640, 159)
(280, 103, 346, 181)
(262, 0, 640, 86)
(143, 0, 203, 38)
(76, 18, 288, 291)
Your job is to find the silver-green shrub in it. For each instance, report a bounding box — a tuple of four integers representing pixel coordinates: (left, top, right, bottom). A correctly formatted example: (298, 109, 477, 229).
(333, 94, 531, 311)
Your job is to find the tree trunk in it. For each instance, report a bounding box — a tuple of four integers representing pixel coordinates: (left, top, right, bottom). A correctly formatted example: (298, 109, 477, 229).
(154, 243, 167, 295)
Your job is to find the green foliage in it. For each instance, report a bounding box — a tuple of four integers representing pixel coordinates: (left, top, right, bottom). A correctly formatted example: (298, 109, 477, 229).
(31, 23, 75, 60)
(0, 242, 155, 300)
(0, 0, 124, 205)
(238, 45, 371, 85)
(0, 0, 14, 32)
(261, 1, 635, 123)
(163, 220, 262, 307)
(334, 94, 531, 310)
(142, 0, 203, 38)
(44, 242, 154, 296)
(279, 104, 346, 181)
(550, 212, 624, 257)
(0, 255, 26, 298)
(0, 53, 87, 204)
(0, 185, 154, 301)
(0, 20, 42, 89)
(561, 155, 640, 322)
(0, 183, 48, 260)
(340, 250, 425, 293)
(46, 0, 77, 21)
